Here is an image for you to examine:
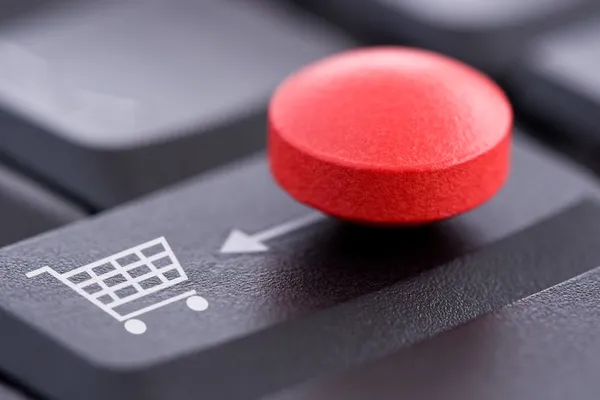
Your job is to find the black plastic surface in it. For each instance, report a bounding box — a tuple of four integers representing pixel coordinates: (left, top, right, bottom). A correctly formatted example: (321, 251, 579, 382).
(0, 161, 83, 248)
(0, 0, 354, 208)
(273, 236, 600, 400)
(0, 133, 597, 399)
(508, 14, 600, 156)
(0, 384, 29, 400)
(295, 0, 597, 74)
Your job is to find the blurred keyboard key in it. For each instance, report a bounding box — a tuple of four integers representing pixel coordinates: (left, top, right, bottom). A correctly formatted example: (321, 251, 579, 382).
(297, 0, 596, 73)
(273, 258, 600, 400)
(0, 0, 58, 23)
(0, 383, 30, 400)
(0, 162, 83, 248)
(0, 0, 354, 208)
(508, 15, 600, 154)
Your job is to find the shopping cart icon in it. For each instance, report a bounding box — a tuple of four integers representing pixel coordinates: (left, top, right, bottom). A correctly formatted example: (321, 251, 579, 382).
(25, 237, 208, 335)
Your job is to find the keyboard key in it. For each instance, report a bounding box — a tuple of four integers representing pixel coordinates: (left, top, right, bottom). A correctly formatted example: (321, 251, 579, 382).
(297, 0, 596, 73)
(507, 15, 600, 157)
(0, 0, 57, 23)
(0, 0, 354, 209)
(273, 251, 600, 400)
(0, 162, 83, 248)
(0, 132, 597, 399)
(0, 383, 29, 400)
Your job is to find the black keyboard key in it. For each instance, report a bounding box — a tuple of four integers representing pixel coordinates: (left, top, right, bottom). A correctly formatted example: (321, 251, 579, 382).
(508, 15, 600, 155)
(0, 384, 29, 400)
(0, 0, 354, 208)
(273, 243, 600, 400)
(0, 133, 596, 399)
(0, 0, 57, 23)
(0, 162, 83, 248)
(297, 0, 596, 73)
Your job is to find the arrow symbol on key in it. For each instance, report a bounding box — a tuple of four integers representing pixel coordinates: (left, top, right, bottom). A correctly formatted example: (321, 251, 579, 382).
(220, 213, 324, 254)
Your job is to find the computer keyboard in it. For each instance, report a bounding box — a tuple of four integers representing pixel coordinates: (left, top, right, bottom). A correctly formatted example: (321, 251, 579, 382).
(0, 1, 600, 399)
(0, 0, 353, 209)
(0, 133, 597, 400)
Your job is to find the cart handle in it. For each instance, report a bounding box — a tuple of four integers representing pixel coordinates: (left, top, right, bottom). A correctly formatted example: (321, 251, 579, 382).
(26, 266, 54, 278)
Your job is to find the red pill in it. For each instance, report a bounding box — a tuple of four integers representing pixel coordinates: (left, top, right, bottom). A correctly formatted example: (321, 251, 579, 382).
(268, 47, 512, 225)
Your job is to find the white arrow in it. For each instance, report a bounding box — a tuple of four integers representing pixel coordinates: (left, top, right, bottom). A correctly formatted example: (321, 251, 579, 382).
(220, 213, 324, 254)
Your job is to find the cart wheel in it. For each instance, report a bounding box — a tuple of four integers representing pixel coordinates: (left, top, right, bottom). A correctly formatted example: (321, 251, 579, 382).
(186, 295, 209, 311)
(125, 319, 147, 334)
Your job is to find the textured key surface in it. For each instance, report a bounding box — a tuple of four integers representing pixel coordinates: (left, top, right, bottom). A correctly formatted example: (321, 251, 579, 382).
(508, 15, 600, 153)
(0, 133, 598, 399)
(0, 0, 353, 208)
(0, 162, 83, 248)
(273, 257, 600, 400)
(297, 0, 595, 73)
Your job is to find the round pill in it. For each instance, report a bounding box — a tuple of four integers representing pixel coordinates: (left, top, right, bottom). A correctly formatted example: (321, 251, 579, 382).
(268, 47, 512, 224)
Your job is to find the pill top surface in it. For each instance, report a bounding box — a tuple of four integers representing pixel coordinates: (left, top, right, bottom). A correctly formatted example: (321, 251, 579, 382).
(268, 47, 513, 224)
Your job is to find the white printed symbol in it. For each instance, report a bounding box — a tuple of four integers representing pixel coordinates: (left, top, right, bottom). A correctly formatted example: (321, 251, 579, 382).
(220, 213, 324, 254)
(26, 237, 208, 335)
